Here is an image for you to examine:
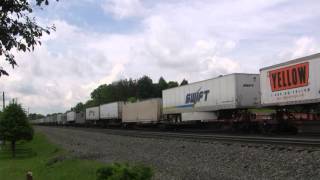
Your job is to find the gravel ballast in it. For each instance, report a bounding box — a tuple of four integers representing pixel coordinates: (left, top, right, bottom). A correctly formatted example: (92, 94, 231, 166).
(36, 126, 320, 180)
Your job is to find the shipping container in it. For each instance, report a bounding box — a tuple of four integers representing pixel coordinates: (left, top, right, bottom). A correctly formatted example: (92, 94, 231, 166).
(122, 98, 162, 123)
(181, 112, 218, 122)
(86, 106, 100, 121)
(260, 53, 320, 106)
(61, 113, 67, 124)
(57, 114, 62, 124)
(51, 114, 57, 123)
(40, 118, 44, 124)
(67, 111, 76, 122)
(44, 116, 50, 123)
(162, 73, 260, 114)
(76, 112, 85, 124)
(100, 102, 123, 119)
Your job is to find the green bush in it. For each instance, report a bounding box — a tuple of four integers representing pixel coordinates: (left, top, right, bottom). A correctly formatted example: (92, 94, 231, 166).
(96, 163, 153, 180)
(0, 103, 34, 157)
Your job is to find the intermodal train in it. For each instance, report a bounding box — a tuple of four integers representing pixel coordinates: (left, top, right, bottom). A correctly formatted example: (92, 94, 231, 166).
(32, 53, 320, 133)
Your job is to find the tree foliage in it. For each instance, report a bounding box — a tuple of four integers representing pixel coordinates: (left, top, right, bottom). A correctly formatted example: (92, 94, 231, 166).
(167, 81, 179, 88)
(72, 75, 184, 110)
(180, 79, 188, 86)
(0, 0, 57, 76)
(137, 76, 154, 99)
(0, 103, 34, 157)
(71, 102, 86, 113)
(28, 113, 44, 121)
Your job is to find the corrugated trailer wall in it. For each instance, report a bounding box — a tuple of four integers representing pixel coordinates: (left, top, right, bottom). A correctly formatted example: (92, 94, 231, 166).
(67, 111, 76, 122)
(61, 113, 67, 124)
(122, 98, 162, 123)
(100, 102, 123, 119)
(162, 73, 260, 115)
(86, 106, 100, 121)
(51, 114, 58, 123)
(57, 114, 62, 124)
(75, 112, 85, 124)
(260, 53, 320, 106)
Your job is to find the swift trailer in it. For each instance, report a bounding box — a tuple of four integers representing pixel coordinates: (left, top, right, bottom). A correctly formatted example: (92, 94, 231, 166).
(162, 73, 260, 123)
(260, 53, 320, 133)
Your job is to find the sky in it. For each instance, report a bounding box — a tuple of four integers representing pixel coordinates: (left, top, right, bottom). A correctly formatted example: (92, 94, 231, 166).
(0, 0, 320, 114)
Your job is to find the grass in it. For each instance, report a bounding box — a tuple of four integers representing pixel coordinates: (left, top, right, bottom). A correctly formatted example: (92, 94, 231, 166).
(0, 133, 105, 180)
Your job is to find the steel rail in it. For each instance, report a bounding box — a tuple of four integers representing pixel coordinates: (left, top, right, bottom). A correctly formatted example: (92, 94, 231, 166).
(73, 127, 320, 147)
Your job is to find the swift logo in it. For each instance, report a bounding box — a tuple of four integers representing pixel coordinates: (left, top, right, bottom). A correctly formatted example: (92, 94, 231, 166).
(269, 62, 309, 92)
(185, 88, 210, 104)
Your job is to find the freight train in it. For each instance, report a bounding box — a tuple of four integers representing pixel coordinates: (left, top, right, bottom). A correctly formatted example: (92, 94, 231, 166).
(32, 53, 320, 134)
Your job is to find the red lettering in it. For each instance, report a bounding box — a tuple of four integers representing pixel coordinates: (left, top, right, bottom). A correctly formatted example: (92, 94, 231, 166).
(269, 62, 309, 92)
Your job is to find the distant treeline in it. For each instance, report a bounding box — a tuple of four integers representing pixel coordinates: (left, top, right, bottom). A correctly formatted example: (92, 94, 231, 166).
(28, 113, 45, 120)
(71, 75, 188, 113)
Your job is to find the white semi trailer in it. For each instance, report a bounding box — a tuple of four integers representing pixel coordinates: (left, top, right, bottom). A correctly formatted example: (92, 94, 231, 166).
(162, 73, 260, 122)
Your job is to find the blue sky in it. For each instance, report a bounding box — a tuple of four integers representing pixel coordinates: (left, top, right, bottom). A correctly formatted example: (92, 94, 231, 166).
(1, 0, 320, 114)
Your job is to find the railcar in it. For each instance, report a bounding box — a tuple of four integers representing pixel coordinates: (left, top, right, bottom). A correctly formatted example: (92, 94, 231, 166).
(67, 111, 76, 123)
(162, 73, 261, 131)
(56, 113, 62, 125)
(122, 98, 162, 127)
(85, 106, 100, 125)
(61, 113, 67, 125)
(100, 101, 124, 126)
(75, 111, 86, 125)
(260, 53, 320, 133)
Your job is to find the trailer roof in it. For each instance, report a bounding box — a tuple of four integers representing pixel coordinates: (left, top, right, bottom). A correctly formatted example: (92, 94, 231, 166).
(163, 73, 259, 92)
(260, 53, 320, 71)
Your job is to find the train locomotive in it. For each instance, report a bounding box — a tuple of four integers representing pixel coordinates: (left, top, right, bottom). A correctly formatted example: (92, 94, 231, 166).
(32, 53, 320, 134)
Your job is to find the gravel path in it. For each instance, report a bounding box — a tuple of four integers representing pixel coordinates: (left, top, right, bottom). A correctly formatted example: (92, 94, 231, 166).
(36, 126, 320, 180)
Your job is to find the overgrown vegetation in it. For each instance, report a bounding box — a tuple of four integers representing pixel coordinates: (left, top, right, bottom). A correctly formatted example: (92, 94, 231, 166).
(97, 163, 153, 180)
(71, 76, 189, 112)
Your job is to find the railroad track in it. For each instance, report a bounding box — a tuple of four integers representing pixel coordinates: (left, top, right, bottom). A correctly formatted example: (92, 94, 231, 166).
(70, 127, 320, 147)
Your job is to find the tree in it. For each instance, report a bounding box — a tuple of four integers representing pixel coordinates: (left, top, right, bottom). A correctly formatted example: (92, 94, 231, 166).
(72, 102, 85, 113)
(28, 113, 44, 121)
(167, 81, 179, 88)
(154, 77, 168, 97)
(180, 79, 188, 86)
(0, 103, 34, 157)
(84, 99, 99, 108)
(0, 0, 58, 76)
(71, 75, 187, 110)
(158, 77, 168, 90)
(137, 76, 154, 99)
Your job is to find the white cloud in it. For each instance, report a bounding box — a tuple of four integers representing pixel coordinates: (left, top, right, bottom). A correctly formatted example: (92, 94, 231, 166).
(102, 0, 145, 19)
(1, 0, 320, 114)
(291, 37, 319, 58)
(278, 36, 320, 62)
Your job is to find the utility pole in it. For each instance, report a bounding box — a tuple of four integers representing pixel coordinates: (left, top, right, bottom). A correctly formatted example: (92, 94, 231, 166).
(2, 91, 5, 111)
